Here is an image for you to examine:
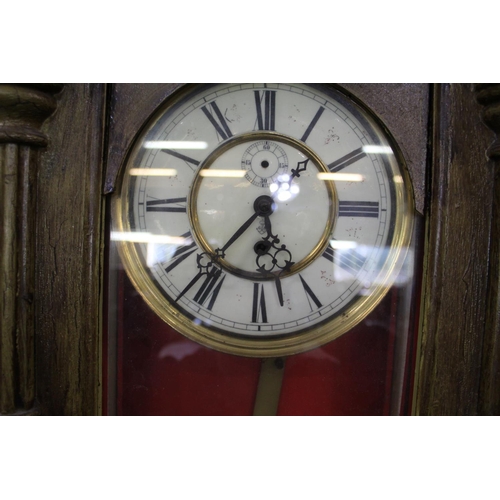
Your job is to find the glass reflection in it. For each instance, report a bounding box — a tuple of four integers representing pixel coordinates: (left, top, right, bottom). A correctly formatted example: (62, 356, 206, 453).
(143, 141, 208, 149)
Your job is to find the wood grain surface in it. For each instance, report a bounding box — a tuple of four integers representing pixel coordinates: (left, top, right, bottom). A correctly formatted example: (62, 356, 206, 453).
(35, 84, 106, 415)
(414, 84, 497, 415)
(0, 85, 61, 415)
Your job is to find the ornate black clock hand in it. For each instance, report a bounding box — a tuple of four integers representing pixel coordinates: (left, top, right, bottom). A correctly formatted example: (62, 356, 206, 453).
(254, 213, 294, 307)
(175, 252, 214, 303)
(289, 158, 309, 181)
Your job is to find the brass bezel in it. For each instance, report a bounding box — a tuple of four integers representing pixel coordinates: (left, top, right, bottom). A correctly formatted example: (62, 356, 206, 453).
(188, 131, 336, 281)
(113, 83, 415, 358)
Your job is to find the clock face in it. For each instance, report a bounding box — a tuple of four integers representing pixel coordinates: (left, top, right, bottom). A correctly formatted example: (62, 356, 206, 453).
(114, 83, 413, 357)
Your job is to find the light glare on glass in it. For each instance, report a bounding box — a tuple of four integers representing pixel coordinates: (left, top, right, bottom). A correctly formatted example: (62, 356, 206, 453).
(330, 240, 358, 249)
(144, 141, 208, 150)
(317, 173, 364, 182)
(111, 232, 190, 245)
(200, 170, 246, 178)
(362, 145, 393, 154)
(130, 168, 177, 176)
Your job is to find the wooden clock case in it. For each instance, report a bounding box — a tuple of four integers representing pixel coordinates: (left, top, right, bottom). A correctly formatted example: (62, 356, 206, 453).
(1, 83, 499, 415)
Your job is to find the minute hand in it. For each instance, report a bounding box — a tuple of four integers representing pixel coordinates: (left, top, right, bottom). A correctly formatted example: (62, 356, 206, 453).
(217, 212, 259, 255)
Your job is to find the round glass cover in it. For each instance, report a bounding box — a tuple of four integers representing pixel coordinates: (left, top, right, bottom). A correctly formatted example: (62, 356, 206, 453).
(113, 83, 414, 357)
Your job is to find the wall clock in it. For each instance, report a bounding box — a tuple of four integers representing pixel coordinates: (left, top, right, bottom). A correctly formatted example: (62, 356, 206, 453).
(114, 83, 414, 357)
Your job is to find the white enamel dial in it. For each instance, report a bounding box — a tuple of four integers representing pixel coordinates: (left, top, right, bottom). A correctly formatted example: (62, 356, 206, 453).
(115, 84, 413, 357)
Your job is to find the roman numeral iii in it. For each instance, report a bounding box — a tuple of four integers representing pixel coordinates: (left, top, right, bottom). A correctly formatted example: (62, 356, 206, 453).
(338, 201, 379, 218)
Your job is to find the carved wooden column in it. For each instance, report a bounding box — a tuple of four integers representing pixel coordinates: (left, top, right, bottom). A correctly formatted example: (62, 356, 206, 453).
(475, 83, 500, 415)
(0, 84, 62, 415)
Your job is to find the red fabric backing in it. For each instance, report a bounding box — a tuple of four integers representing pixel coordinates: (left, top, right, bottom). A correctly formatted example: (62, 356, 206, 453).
(115, 272, 401, 416)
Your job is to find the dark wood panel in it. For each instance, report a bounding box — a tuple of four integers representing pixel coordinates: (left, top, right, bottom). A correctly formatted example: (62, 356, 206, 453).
(415, 84, 496, 415)
(36, 84, 106, 415)
(104, 83, 183, 194)
(341, 84, 429, 214)
(475, 84, 500, 415)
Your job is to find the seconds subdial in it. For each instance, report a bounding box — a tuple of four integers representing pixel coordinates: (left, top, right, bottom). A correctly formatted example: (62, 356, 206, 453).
(241, 140, 288, 187)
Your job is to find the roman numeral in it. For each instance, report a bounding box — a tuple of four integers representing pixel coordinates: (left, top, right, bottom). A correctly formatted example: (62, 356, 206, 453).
(337, 248, 366, 275)
(193, 267, 226, 311)
(165, 231, 197, 273)
(299, 274, 322, 310)
(161, 149, 200, 166)
(327, 147, 366, 172)
(322, 242, 366, 276)
(146, 197, 187, 213)
(300, 106, 325, 142)
(322, 245, 335, 263)
(252, 283, 268, 324)
(201, 101, 233, 140)
(254, 90, 276, 131)
(338, 201, 379, 218)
